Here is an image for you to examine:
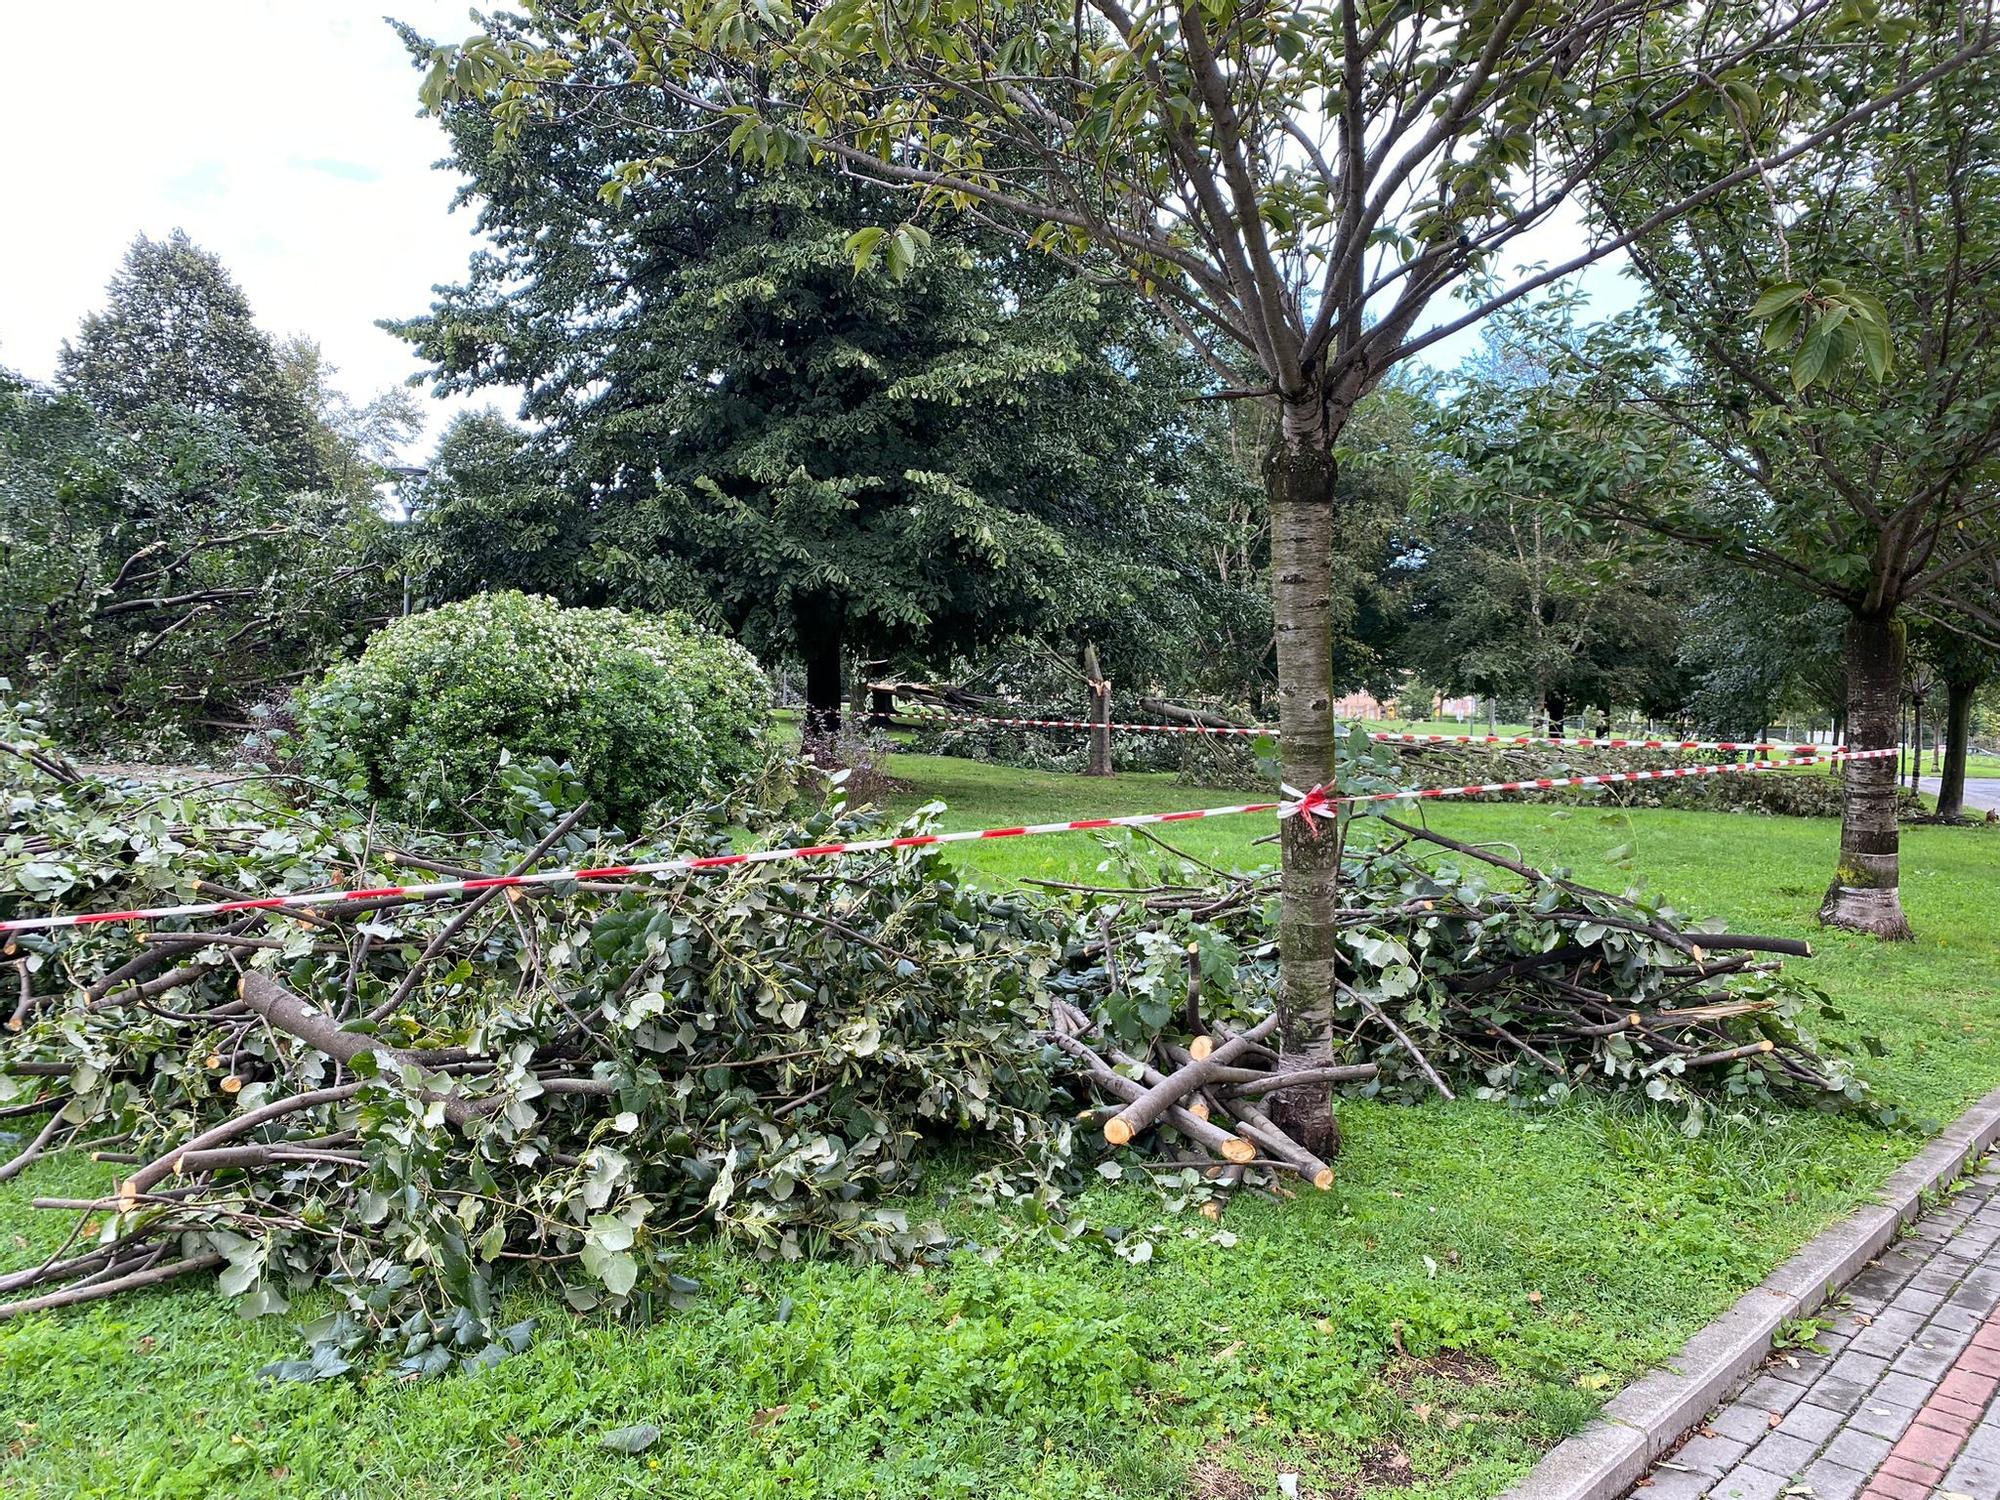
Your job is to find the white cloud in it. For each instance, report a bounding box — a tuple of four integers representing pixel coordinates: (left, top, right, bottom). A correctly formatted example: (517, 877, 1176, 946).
(0, 2, 512, 455)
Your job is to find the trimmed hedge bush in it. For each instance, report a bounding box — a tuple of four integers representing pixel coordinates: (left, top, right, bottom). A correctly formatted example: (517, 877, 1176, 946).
(300, 592, 769, 828)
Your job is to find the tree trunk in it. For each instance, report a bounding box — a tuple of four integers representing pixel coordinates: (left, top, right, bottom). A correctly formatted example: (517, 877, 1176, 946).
(1909, 698, 1922, 793)
(1820, 612, 1913, 939)
(1082, 642, 1113, 777)
(802, 601, 844, 741)
(1265, 393, 1342, 1157)
(1938, 677, 1976, 820)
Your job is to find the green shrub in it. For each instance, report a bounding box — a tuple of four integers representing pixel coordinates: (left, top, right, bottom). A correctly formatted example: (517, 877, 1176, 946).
(299, 592, 769, 828)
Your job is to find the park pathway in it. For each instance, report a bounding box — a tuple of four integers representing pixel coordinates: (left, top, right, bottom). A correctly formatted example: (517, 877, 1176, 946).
(1916, 777, 2000, 815)
(1628, 1156, 2000, 1500)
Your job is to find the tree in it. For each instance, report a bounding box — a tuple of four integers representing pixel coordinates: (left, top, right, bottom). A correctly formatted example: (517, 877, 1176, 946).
(273, 336, 425, 499)
(4, 237, 417, 745)
(1676, 571, 1846, 741)
(58, 232, 328, 491)
(1564, 30, 2000, 936)
(423, 1, 1991, 1123)
(393, 28, 1258, 734)
(401, 409, 580, 604)
(1914, 618, 1999, 820)
(1403, 321, 1690, 733)
(0, 370, 395, 746)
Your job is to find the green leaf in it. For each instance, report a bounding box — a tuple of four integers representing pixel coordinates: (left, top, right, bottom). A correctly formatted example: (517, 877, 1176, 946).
(1748, 282, 1808, 320)
(1792, 315, 1837, 390)
(843, 226, 886, 272)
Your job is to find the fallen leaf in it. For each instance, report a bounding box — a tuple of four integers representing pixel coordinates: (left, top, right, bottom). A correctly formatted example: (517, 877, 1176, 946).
(1527, 1290, 1544, 1305)
(752, 1405, 789, 1429)
(1767, 1411, 1784, 1429)
(598, 1423, 662, 1455)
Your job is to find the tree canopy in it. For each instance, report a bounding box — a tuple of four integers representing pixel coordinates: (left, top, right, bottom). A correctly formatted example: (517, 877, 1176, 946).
(415, 0, 1997, 1085)
(58, 231, 329, 491)
(393, 27, 1261, 720)
(1550, 25, 2000, 933)
(1, 236, 417, 748)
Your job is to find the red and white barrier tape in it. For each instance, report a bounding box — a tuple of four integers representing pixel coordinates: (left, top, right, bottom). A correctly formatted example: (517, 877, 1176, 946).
(895, 707, 1844, 756)
(0, 751, 1895, 936)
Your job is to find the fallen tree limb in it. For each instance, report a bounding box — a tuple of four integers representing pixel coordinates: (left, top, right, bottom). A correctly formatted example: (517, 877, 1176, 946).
(0, 1252, 224, 1323)
(1103, 1014, 1280, 1146)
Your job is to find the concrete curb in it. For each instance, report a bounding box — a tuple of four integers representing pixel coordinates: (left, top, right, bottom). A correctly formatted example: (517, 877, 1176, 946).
(1494, 1085, 2000, 1500)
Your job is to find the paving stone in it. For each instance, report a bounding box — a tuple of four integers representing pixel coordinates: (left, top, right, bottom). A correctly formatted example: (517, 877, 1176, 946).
(1673, 1433, 1752, 1476)
(1846, 1271, 1908, 1310)
(1745, 1429, 1819, 1475)
(1823, 1425, 1895, 1473)
(1850, 1311, 1928, 1357)
(1946, 1275, 2000, 1310)
(1886, 1340, 1956, 1379)
(1632, 1465, 1712, 1500)
(1909, 1268, 1963, 1296)
(1739, 1375, 1810, 1416)
(1957, 1343, 2000, 1379)
(1773, 1402, 1845, 1443)
(1910, 1319, 1976, 1359)
(1707, 1463, 1789, 1500)
(1943, 1449, 2000, 1496)
(1860, 1471, 1927, 1500)
(1846, 1401, 1918, 1442)
(1709, 1405, 1780, 1444)
(1870, 1373, 1936, 1410)
(1774, 1350, 1840, 1385)
(1887, 1288, 1946, 1319)
(1929, 1391, 1989, 1426)
(1929, 1300, 1986, 1333)
(1828, 1350, 1894, 1387)
(1805, 1376, 1874, 1412)
(1961, 1419, 2000, 1463)
(1796, 1457, 1866, 1500)
(1892, 1417, 1969, 1470)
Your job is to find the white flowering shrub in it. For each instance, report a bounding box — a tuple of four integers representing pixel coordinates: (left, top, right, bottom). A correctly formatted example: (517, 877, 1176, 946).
(300, 592, 770, 828)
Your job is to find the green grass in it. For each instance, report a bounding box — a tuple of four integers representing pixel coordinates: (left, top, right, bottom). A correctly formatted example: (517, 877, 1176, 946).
(4, 754, 1997, 1499)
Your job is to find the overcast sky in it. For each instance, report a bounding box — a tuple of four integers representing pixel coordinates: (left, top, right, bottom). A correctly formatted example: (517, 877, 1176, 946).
(1, 3, 1638, 461)
(1, 3, 504, 453)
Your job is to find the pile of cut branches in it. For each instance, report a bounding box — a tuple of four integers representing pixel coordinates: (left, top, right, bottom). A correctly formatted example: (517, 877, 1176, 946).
(0, 731, 1077, 1366)
(0, 696, 1892, 1370)
(1039, 813, 1889, 1150)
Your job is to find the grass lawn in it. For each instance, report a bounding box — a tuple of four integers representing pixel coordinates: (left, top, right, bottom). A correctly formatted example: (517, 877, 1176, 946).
(3, 754, 1996, 1500)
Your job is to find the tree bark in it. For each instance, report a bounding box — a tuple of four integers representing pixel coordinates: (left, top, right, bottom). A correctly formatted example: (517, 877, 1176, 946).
(1938, 676, 1977, 819)
(1265, 391, 1343, 1157)
(1082, 641, 1113, 777)
(801, 599, 844, 740)
(1909, 695, 1923, 794)
(1820, 612, 1913, 939)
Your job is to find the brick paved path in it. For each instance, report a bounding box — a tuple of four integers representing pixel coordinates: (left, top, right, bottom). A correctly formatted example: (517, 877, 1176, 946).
(1632, 1160, 2000, 1500)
